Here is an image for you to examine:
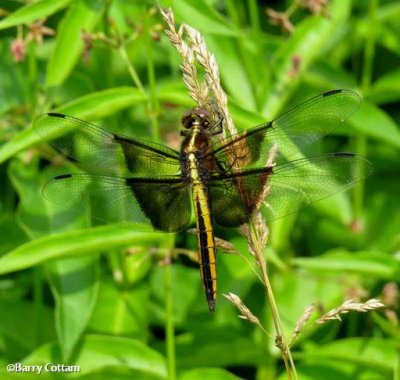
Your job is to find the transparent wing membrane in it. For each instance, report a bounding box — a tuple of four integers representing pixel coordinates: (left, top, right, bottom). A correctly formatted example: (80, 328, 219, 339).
(208, 89, 361, 169)
(209, 153, 372, 226)
(34, 113, 182, 177)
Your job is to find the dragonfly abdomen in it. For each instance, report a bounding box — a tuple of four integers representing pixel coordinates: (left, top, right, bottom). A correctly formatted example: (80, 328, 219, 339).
(192, 184, 217, 312)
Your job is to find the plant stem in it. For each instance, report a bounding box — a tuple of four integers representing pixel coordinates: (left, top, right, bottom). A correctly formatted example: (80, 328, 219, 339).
(354, 0, 378, 220)
(27, 41, 38, 117)
(33, 267, 44, 345)
(164, 235, 176, 380)
(118, 45, 145, 94)
(248, 0, 260, 33)
(249, 217, 297, 380)
(144, 13, 160, 142)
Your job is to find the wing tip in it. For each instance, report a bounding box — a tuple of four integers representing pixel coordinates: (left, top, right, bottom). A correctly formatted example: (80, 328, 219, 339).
(54, 173, 73, 180)
(322, 88, 361, 101)
(333, 152, 355, 158)
(47, 112, 66, 118)
(323, 89, 343, 97)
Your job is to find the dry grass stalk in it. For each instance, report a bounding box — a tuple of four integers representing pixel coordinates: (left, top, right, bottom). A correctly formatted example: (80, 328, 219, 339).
(240, 212, 269, 263)
(315, 298, 385, 324)
(214, 237, 237, 254)
(289, 304, 315, 347)
(160, 7, 207, 106)
(159, 7, 235, 136)
(223, 292, 270, 335)
(240, 211, 298, 379)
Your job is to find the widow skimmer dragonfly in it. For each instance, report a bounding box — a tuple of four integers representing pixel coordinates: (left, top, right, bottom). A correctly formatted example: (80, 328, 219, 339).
(33, 89, 372, 312)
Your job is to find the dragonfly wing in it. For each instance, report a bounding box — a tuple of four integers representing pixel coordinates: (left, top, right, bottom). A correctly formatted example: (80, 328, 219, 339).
(34, 113, 182, 177)
(263, 153, 373, 221)
(208, 153, 372, 226)
(208, 167, 274, 227)
(207, 89, 361, 168)
(43, 174, 192, 232)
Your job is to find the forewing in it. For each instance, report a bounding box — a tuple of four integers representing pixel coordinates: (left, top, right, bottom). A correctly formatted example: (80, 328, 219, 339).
(209, 153, 372, 226)
(42, 174, 192, 232)
(207, 89, 361, 169)
(34, 113, 181, 177)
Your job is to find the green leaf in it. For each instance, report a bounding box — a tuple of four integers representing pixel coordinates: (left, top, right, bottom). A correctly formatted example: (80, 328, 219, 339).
(273, 270, 345, 335)
(350, 101, 400, 148)
(23, 335, 167, 378)
(0, 299, 56, 354)
(46, 0, 106, 87)
(0, 87, 147, 165)
(150, 264, 200, 323)
(89, 279, 150, 337)
(368, 68, 400, 104)
(0, 214, 27, 255)
(299, 337, 397, 373)
(0, 0, 71, 30)
(49, 257, 99, 362)
(207, 35, 256, 110)
(179, 368, 241, 380)
(171, 0, 237, 36)
(293, 250, 399, 279)
(56, 86, 148, 118)
(174, 329, 265, 368)
(0, 225, 167, 275)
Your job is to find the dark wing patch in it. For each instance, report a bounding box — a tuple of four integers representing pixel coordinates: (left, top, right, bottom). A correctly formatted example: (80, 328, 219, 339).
(42, 174, 192, 232)
(208, 168, 273, 227)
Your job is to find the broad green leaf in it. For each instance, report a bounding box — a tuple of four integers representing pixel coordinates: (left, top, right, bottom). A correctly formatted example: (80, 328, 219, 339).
(56, 86, 148, 119)
(0, 299, 55, 354)
(150, 264, 200, 323)
(179, 368, 241, 380)
(170, 0, 237, 36)
(0, 87, 147, 164)
(299, 337, 396, 373)
(368, 68, 400, 104)
(174, 329, 265, 368)
(207, 35, 256, 110)
(48, 257, 99, 362)
(273, 270, 345, 339)
(0, 0, 71, 30)
(349, 101, 400, 148)
(277, 363, 387, 380)
(89, 279, 150, 337)
(23, 335, 167, 378)
(0, 214, 27, 255)
(157, 82, 193, 107)
(0, 225, 167, 275)
(46, 0, 106, 87)
(293, 250, 399, 279)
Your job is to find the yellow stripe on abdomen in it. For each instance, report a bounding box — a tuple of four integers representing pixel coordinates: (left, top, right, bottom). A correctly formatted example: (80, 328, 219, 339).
(192, 183, 217, 312)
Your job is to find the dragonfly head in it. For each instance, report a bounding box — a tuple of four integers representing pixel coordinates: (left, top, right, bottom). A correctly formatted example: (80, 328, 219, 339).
(182, 107, 211, 131)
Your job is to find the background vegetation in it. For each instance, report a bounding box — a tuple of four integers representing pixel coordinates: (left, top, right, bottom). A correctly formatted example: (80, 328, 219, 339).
(0, 0, 399, 379)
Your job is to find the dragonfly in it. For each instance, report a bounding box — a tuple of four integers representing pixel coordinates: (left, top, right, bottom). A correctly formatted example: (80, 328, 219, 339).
(33, 89, 372, 312)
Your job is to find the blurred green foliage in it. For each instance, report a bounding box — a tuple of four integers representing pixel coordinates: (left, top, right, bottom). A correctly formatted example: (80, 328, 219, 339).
(0, 0, 399, 379)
